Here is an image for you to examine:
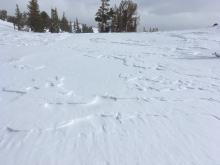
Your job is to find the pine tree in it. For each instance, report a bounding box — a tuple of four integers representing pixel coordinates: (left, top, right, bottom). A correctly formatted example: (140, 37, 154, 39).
(68, 21, 73, 33)
(110, 5, 121, 32)
(111, 0, 138, 32)
(0, 10, 7, 21)
(82, 24, 94, 33)
(21, 12, 28, 28)
(95, 0, 111, 32)
(15, 4, 22, 30)
(50, 8, 60, 33)
(60, 13, 69, 32)
(27, 0, 43, 32)
(73, 21, 76, 32)
(7, 16, 16, 26)
(75, 18, 81, 33)
(108, 7, 115, 32)
(40, 11, 50, 31)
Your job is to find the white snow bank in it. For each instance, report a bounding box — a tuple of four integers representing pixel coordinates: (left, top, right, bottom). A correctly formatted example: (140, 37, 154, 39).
(0, 20, 14, 30)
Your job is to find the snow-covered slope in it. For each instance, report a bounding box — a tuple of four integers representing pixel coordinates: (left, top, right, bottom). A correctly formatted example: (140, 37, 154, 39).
(0, 20, 220, 165)
(0, 20, 14, 30)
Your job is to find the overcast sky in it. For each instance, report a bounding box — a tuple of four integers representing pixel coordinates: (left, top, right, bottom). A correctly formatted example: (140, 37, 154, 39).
(1, 0, 220, 30)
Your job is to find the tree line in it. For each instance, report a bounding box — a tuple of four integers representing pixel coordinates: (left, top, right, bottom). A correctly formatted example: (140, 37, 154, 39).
(1, 0, 143, 33)
(0, 0, 93, 33)
(95, 0, 139, 32)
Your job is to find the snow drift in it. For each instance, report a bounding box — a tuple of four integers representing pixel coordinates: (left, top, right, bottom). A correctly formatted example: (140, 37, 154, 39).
(0, 20, 220, 165)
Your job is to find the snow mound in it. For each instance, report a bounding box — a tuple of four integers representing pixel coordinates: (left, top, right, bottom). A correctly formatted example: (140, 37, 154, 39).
(0, 20, 14, 31)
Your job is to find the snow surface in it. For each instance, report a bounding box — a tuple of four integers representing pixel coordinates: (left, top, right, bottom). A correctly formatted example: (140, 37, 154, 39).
(0, 20, 220, 165)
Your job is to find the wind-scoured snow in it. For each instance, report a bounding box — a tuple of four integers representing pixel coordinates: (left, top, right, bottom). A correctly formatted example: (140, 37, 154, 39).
(0, 20, 220, 165)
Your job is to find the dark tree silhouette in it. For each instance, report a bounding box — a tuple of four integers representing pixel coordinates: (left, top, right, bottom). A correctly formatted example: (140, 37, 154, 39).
(95, 0, 111, 32)
(27, 0, 44, 32)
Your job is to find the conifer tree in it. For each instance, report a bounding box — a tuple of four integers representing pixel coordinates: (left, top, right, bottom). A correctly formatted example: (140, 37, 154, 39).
(75, 18, 81, 33)
(0, 10, 7, 21)
(60, 13, 69, 32)
(110, 5, 120, 32)
(15, 4, 22, 30)
(73, 21, 76, 32)
(95, 0, 111, 32)
(7, 16, 16, 27)
(68, 21, 73, 33)
(111, 0, 138, 32)
(27, 0, 43, 32)
(108, 7, 115, 32)
(21, 12, 28, 28)
(40, 11, 50, 31)
(82, 24, 93, 33)
(50, 8, 60, 33)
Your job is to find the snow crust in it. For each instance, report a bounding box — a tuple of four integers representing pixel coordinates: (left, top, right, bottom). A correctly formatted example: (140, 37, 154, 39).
(0, 20, 220, 165)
